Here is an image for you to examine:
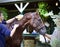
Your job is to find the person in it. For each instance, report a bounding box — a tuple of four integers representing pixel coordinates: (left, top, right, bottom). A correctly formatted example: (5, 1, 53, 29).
(0, 11, 23, 47)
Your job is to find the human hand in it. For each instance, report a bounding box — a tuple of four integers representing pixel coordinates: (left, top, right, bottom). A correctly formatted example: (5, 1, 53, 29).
(14, 24, 19, 28)
(15, 14, 23, 20)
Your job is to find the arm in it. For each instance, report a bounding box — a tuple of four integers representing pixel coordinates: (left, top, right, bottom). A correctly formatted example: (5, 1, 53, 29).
(6, 17, 15, 24)
(6, 14, 23, 24)
(45, 34, 51, 39)
(10, 24, 19, 37)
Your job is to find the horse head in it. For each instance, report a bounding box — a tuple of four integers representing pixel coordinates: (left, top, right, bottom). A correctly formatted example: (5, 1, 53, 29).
(23, 12, 46, 35)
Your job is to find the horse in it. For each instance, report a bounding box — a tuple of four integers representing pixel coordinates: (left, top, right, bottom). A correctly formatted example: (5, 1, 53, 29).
(6, 12, 47, 47)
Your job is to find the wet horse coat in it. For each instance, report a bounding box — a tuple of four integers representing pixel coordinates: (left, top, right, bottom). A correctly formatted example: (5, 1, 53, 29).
(6, 12, 46, 47)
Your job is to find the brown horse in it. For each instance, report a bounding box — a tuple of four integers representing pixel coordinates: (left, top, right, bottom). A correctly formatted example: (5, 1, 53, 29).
(6, 12, 46, 47)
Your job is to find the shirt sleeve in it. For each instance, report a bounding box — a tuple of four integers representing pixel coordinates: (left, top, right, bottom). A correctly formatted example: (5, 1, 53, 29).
(2, 20, 7, 24)
(1, 24, 11, 37)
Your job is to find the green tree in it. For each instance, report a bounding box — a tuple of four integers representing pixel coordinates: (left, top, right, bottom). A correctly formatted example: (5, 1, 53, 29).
(0, 7, 8, 20)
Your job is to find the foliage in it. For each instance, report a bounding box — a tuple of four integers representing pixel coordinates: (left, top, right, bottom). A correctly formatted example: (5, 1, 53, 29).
(0, 7, 8, 20)
(38, 2, 48, 17)
(38, 2, 55, 34)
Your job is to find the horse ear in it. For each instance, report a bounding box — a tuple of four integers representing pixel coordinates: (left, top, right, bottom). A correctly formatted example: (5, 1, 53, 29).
(35, 11, 39, 16)
(36, 9, 39, 15)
